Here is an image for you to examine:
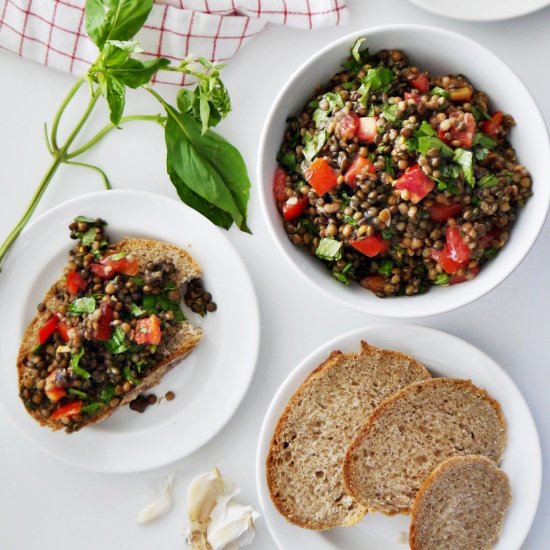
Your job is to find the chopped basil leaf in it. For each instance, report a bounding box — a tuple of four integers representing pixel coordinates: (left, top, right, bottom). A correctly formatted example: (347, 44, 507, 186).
(343, 214, 357, 226)
(303, 130, 328, 161)
(477, 174, 499, 188)
(100, 384, 115, 404)
(75, 216, 101, 225)
(434, 273, 450, 285)
(297, 217, 316, 234)
(386, 156, 395, 177)
(82, 402, 103, 415)
(483, 247, 499, 260)
(123, 366, 140, 386)
(381, 103, 399, 123)
(105, 326, 129, 355)
(81, 228, 97, 247)
(430, 86, 449, 98)
(315, 238, 343, 261)
(142, 295, 157, 314)
(351, 37, 367, 63)
(381, 227, 395, 240)
(417, 120, 436, 137)
(150, 344, 158, 354)
(473, 132, 496, 149)
(277, 150, 297, 172)
(308, 99, 319, 109)
(453, 148, 475, 186)
(332, 271, 350, 285)
(417, 136, 453, 158)
(363, 67, 395, 92)
(474, 147, 489, 161)
(68, 388, 88, 398)
(32, 344, 42, 354)
(378, 259, 393, 276)
(442, 163, 460, 180)
(68, 296, 96, 315)
(108, 251, 127, 261)
(342, 262, 353, 275)
(70, 348, 91, 379)
(130, 303, 146, 317)
(312, 92, 344, 128)
(131, 276, 145, 287)
(135, 360, 148, 374)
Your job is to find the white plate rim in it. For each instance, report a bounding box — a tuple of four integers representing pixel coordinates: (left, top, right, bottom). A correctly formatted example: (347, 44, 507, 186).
(408, 0, 550, 21)
(255, 324, 542, 550)
(0, 189, 260, 473)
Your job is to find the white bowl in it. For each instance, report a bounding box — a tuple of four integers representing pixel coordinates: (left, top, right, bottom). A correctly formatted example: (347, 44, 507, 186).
(257, 25, 550, 318)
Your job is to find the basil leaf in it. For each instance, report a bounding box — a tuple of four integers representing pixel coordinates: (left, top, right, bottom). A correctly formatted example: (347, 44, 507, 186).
(85, 0, 153, 50)
(363, 67, 394, 91)
(70, 348, 91, 379)
(453, 148, 475, 186)
(378, 259, 393, 276)
(107, 56, 170, 89)
(68, 296, 96, 315)
(312, 92, 343, 128)
(130, 303, 146, 317)
(277, 150, 297, 172)
(123, 366, 140, 385)
(430, 86, 449, 98)
(381, 103, 399, 123)
(417, 136, 454, 158)
(473, 132, 497, 149)
(303, 130, 328, 162)
(332, 271, 350, 285)
(135, 360, 148, 374)
(81, 228, 97, 247)
(99, 73, 126, 126)
(108, 251, 126, 260)
(381, 227, 395, 240)
(343, 214, 357, 226)
(68, 388, 88, 398)
(82, 402, 104, 415)
(477, 174, 499, 188)
(105, 326, 129, 354)
(164, 107, 251, 232)
(75, 215, 100, 225)
(417, 120, 436, 137)
(435, 273, 450, 285)
(100, 384, 115, 404)
(351, 37, 367, 63)
(315, 238, 343, 261)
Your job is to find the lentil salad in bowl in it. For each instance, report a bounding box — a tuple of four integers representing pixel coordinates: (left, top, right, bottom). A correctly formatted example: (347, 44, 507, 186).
(258, 25, 550, 317)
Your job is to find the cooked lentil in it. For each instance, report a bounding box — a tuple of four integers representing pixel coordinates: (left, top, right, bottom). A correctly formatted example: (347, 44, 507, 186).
(274, 41, 532, 296)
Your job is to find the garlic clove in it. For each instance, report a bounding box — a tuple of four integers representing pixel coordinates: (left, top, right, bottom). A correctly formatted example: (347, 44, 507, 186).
(136, 473, 176, 525)
(207, 500, 261, 550)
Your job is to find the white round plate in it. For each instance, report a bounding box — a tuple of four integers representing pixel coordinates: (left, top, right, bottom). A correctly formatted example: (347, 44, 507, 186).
(0, 190, 259, 473)
(256, 325, 541, 550)
(409, 0, 550, 21)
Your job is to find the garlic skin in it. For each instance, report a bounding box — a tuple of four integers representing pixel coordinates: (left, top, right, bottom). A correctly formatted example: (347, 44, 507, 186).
(136, 473, 176, 525)
(185, 467, 260, 550)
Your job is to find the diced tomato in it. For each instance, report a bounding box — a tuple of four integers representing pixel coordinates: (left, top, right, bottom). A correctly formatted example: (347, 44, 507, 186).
(282, 196, 309, 221)
(361, 275, 386, 293)
(437, 112, 476, 148)
(429, 203, 463, 222)
(66, 270, 88, 296)
(305, 158, 338, 195)
(344, 156, 376, 187)
(95, 302, 113, 341)
(357, 117, 378, 143)
(50, 400, 82, 420)
(134, 314, 162, 346)
(57, 322, 72, 342)
(410, 73, 430, 94)
(404, 91, 421, 104)
(349, 235, 390, 258)
(431, 245, 465, 275)
(339, 113, 360, 140)
(446, 225, 471, 264)
(38, 316, 59, 345)
(394, 164, 435, 204)
(90, 254, 139, 279)
(449, 267, 479, 285)
(45, 370, 67, 403)
(273, 167, 288, 210)
(481, 111, 504, 139)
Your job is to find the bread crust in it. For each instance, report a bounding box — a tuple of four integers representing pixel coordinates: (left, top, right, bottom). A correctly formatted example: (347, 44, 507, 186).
(342, 378, 507, 515)
(17, 238, 203, 431)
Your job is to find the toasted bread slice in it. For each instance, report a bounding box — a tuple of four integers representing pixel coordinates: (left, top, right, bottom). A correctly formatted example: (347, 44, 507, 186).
(409, 455, 512, 550)
(266, 341, 431, 530)
(343, 378, 507, 515)
(17, 238, 203, 431)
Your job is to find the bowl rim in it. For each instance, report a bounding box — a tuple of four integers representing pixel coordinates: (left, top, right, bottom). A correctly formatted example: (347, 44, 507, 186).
(257, 23, 550, 318)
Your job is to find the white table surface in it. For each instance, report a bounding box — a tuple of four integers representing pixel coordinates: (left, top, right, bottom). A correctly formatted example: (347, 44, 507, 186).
(1, 1, 549, 549)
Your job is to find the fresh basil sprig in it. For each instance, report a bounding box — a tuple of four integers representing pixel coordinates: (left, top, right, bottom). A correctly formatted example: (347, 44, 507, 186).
(0, 0, 251, 268)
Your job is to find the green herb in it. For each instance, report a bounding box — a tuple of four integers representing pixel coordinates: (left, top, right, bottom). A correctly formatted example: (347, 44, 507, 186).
(150, 344, 158, 354)
(308, 99, 319, 109)
(473, 133, 496, 149)
(363, 67, 394, 91)
(453, 148, 475, 186)
(381, 227, 395, 240)
(312, 92, 344, 128)
(303, 130, 328, 161)
(81, 227, 98, 247)
(32, 344, 42, 355)
(386, 156, 395, 177)
(417, 120, 436, 137)
(474, 147, 489, 162)
(277, 150, 297, 172)
(477, 174, 499, 188)
(131, 276, 145, 287)
(68, 388, 88, 398)
(74, 215, 100, 225)
(342, 37, 370, 74)
(135, 360, 148, 374)
(100, 384, 115, 404)
(123, 366, 140, 385)
(483, 247, 499, 260)
(381, 103, 399, 123)
(434, 273, 450, 285)
(315, 238, 343, 261)
(68, 296, 96, 315)
(343, 214, 357, 226)
(332, 271, 350, 285)
(417, 136, 454, 158)
(82, 402, 104, 414)
(70, 348, 91, 379)
(297, 217, 316, 234)
(430, 86, 449, 98)
(285, 117, 301, 148)
(130, 303, 146, 317)
(378, 259, 393, 276)
(351, 37, 367, 64)
(142, 290, 185, 321)
(107, 251, 126, 261)
(442, 163, 460, 181)
(0, 0, 253, 268)
(105, 326, 129, 355)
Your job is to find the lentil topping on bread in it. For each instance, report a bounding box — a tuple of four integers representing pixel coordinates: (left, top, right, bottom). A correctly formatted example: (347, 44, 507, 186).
(266, 341, 431, 530)
(17, 217, 204, 432)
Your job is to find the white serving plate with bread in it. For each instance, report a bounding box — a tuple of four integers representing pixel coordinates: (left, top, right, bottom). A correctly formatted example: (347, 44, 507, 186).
(256, 325, 541, 550)
(0, 190, 260, 473)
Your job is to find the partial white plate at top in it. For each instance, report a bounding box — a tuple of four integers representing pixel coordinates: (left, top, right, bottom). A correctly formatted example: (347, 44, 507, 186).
(256, 325, 541, 550)
(408, 0, 550, 21)
(0, 190, 259, 473)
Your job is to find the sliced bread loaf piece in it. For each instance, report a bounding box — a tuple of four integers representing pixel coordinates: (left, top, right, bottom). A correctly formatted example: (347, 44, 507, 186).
(266, 341, 431, 530)
(343, 378, 506, 515)
(409, 455, 512, 550)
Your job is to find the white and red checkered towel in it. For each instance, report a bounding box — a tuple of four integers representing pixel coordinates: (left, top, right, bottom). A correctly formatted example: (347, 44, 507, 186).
(0, 0, 348, 84)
